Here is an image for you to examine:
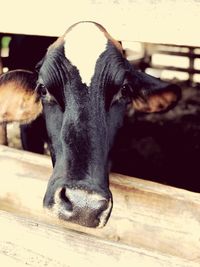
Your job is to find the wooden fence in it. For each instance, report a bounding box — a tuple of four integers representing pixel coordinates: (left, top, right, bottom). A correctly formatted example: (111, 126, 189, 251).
(142, 43, 200, 84)
(0, 145, 200, 266)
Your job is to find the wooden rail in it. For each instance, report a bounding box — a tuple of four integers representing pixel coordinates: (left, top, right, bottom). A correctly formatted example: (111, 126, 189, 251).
(1, 210, 199, 267)
(143, 43, 200, 83)
(0, 1, 200, 47)
(0, 145, 200, 266)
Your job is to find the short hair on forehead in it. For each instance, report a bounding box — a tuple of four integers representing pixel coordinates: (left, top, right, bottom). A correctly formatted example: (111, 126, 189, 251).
(39, 45, 69, 107)
(91, 42, 129, 87)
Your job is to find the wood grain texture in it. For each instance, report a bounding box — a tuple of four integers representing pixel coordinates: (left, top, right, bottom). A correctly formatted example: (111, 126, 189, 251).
(0, 123, 7, 145)
(0, 145, 200, 265)
(0, 210, 199, 267)
(0, 1, 200, 46)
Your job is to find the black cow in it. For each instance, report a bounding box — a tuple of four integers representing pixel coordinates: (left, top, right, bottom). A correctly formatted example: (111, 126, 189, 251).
(0, 22, 181, 228)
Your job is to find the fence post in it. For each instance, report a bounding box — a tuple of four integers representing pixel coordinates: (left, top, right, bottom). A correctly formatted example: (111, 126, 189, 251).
(189, 47, 195, 84)
(0, 37, 8, 146)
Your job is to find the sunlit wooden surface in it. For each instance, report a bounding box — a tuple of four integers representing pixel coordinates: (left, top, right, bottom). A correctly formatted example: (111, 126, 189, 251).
(0, 145, 200, 266)
(0, 0, 200, 46)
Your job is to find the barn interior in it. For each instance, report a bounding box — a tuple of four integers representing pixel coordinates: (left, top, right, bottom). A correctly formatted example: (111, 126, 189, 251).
(0, 35, 199, 193)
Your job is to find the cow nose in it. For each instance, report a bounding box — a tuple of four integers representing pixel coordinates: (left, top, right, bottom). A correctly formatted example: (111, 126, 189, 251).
(52, 186, 112, 228)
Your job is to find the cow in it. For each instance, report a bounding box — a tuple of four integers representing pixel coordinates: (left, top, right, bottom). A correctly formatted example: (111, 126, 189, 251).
(0, 21, 181, 228)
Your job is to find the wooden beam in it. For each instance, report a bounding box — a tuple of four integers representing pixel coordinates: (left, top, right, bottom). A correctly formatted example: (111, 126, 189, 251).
(0, 123, 7, 145)
(154, 50, 200, 59)
(0, 1, 200, 47)
(1, 210, 198, 267)
(0, 145, 200, 265)
(151, 65, 200, 74)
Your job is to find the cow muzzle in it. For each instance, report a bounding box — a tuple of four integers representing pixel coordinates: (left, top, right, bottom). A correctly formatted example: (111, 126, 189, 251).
(44, 185, 112, 228)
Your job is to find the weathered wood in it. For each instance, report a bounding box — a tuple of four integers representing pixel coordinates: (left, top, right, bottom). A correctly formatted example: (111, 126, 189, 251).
(145, 43, 200, 84)
(151, 65, 200, 74)
(0, 123, 7, 145)
(0, 1, 200, 47)
(155, 50, 200, 59)
(0, 145, 200, 265)
(1, 210, 198, 267)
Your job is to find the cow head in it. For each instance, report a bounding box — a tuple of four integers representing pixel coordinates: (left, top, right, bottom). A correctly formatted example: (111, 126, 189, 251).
(0, 22, 181, 228)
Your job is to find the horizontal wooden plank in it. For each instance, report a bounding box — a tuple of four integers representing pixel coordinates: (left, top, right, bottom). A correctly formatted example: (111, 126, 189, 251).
(0, 145, 200, 264)
(1, 210, 199, 267)
(152, 65, 200, 74)
(0, 1, 200, 46)
(153, 50, 200, 58)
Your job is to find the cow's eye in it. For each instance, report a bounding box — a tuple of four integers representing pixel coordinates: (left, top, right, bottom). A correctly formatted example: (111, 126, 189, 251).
(36, 83, 60, 106)
(37, 84, 47, 97)
(109, 83, 134, 108)
(120, 83, 133, 98)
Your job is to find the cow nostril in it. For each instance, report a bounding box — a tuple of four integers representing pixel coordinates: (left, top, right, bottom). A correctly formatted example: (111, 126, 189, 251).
(59, 187, 73, 211)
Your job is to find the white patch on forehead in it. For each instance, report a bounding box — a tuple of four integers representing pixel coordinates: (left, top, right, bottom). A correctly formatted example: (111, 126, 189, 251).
(64, 23, 107, 85)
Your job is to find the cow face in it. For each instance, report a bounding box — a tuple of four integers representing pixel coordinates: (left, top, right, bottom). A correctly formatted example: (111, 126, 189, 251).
(0, 22, 181, 228)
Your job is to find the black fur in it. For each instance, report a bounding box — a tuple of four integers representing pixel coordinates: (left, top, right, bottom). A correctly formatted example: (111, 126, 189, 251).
(0, 27, 179, 227)
(37, 41, 179, 211)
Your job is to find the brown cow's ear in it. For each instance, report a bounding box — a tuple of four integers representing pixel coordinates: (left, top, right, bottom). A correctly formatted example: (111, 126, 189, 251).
(132, 84, 181, 113)
(0, 70, 42, 123)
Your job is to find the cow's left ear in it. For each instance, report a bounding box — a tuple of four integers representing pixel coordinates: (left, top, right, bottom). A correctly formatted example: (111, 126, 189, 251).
(0, 70, 42, 123)
(131, 71, 181, 113)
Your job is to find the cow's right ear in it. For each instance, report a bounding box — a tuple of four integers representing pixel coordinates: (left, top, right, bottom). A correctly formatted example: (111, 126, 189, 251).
(0, 70, 42, 124)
